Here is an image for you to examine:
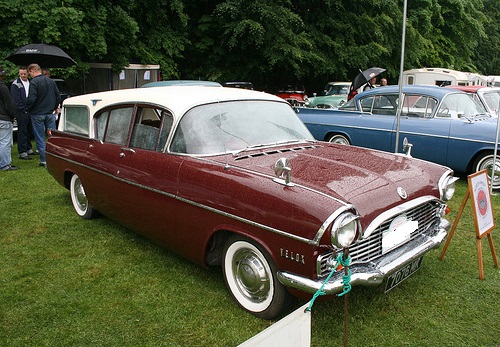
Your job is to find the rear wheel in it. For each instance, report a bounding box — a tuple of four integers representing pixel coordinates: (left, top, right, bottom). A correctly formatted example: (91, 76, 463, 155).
(222, 235, 290, 319)
(473, 153, 500, 190)
(327, 134, 350, 145)
(70, 174, 97, 219)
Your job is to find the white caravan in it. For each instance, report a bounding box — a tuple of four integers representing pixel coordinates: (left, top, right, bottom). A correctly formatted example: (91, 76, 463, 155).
(403, 68, 471, 86)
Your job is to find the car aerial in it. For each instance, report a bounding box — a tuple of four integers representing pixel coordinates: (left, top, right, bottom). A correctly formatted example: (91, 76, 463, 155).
(46, 85, 456, 319)
(446, 85, 500, 117)
(296, 84, 500, 189)
(305, 82, 350, 108)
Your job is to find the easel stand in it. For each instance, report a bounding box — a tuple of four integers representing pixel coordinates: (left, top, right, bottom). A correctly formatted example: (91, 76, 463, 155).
(439, 171, 499, 280)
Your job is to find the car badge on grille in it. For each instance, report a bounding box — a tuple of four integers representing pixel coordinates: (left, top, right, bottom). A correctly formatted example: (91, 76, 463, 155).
(397, 187, 408, 199)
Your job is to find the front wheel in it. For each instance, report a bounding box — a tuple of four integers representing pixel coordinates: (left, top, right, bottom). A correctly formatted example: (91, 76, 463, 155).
(222, 235, 291, 319)
(473, 153, 500, 190)
(70, 174, 97, 219)
(327, 134, 350, 145)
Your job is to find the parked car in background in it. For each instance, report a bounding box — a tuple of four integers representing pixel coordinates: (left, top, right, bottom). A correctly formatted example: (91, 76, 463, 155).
(46, 86, 456, 319)
(446, 85, 500, 117)
(296, 85, 500, 188)
(305, 82, 350, 108)
(275, 84, 307, 106)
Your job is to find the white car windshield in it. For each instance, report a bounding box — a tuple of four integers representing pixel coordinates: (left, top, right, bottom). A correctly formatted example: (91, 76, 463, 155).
(170, 100, 314, 155)
(483, 91, 500, 114)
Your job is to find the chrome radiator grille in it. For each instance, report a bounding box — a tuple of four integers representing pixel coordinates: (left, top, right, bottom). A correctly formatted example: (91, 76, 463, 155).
(318, 200, 441, 277)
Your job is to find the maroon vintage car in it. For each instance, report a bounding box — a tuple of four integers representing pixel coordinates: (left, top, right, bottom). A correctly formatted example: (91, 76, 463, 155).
(46, 85, 457, 319)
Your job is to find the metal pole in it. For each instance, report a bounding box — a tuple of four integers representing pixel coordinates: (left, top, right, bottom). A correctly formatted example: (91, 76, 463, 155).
(491, 100, 500, 195)
(343, 247, 349, 347)
(395, 0, 407, 154)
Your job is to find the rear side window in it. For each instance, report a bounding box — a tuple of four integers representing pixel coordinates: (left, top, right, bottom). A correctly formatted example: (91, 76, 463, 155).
(129, 107, 173, 151)
(94, 107, 134, 145)
(63, 106, 89, 135)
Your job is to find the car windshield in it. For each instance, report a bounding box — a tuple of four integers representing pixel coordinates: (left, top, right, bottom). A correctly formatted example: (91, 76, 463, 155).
(483, 91, 500, 114)
(326, 84, 349, 95)
(170, 100, 314, 155)
(436, 93, 489, 118)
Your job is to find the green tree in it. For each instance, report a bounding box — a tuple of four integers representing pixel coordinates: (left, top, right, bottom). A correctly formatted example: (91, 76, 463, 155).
(0, 0, 496, 90)
(473, 0, 500, 75)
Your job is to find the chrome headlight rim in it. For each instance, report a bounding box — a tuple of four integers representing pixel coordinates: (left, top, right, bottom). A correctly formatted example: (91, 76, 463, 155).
(439, 171, 459, 201)
(330, 212, 361, 248)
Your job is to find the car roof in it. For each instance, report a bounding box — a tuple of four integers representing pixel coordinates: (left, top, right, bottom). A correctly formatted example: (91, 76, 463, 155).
(359, 84, 465, 98)
(446, 85, 500, 93)
(141, 80, 222, 87)
(63, 86, 285, 116)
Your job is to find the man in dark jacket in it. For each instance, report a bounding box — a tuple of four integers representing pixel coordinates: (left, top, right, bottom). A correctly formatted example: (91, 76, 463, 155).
(26, 63, 61, 167)
(0, 67, 19, 171)
(11, 66, 34, 160)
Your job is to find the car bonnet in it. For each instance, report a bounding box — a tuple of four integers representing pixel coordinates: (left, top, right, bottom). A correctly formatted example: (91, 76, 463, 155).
(226, 142, 446, 225)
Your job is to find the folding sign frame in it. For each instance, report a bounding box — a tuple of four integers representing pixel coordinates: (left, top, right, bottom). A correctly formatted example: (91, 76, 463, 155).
(439, 170, 499, 280)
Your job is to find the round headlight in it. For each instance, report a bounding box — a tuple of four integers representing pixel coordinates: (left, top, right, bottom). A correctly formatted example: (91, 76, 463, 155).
(330, 212, 360, 248)
(440, 175, 458, 201)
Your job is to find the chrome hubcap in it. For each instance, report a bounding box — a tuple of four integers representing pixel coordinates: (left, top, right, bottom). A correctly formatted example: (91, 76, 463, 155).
(74, 178, 88, 211)
(233, 250, 270, 303)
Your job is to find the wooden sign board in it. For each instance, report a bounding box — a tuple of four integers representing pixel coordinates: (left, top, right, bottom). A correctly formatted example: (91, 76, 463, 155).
(469, 170, 495, 238)
(439, 170, 498, 280)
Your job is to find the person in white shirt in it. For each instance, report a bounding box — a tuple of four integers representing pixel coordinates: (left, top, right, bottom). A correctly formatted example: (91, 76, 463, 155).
(11, 66, 34, 160)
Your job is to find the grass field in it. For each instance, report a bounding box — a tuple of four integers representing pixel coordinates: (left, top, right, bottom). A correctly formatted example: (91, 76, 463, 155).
(1, 150, 499, 346)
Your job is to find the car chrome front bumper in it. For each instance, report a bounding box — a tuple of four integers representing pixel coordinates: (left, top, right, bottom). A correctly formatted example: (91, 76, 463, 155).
(277, 218, 450, 295)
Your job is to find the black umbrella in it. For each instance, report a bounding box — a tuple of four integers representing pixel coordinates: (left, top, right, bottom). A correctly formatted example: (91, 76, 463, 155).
(351, 67, 386, 91)
(6, 43, 76, 68)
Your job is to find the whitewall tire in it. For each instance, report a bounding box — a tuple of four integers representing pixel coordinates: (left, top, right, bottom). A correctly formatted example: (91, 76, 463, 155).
(223, 235, 290, 319)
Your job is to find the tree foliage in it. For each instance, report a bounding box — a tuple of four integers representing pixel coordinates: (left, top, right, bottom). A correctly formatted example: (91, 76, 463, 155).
(0, 0, 497, 91)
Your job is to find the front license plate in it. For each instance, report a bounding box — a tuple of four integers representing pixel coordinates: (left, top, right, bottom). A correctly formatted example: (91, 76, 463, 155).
(385, 257, 423, 292)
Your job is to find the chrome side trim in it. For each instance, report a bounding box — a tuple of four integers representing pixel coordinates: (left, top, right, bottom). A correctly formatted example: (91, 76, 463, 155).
(48, 152, 320, 245)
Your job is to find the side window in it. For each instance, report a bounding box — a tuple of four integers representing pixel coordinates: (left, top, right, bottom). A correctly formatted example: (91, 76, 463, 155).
(360, 95, 396, 115)
(402, 95, 437, 118)
(95, 111, 108, 140)
(129, 107, 174, 151)
(360, 96, 375, 112)
(372, 95, 396, 115)
(338, 98, 357, 111)
(106, 108, 133, 145)
(101, 107, 133, 145)
(63, 106, 89, 135)
(158, 110, 173, 152)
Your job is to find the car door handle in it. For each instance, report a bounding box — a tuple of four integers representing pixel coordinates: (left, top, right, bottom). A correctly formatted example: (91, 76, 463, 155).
(120, 148, 136, 157)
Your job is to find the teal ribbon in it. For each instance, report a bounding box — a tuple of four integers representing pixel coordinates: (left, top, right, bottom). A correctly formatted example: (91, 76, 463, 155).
(306, 252, 352, 312)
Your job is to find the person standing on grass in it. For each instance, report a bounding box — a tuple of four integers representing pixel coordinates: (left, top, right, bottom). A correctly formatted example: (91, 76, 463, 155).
(0, 66, 20, 171)
(26, 63, 61, 168)
(11, 66, 34, 160)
